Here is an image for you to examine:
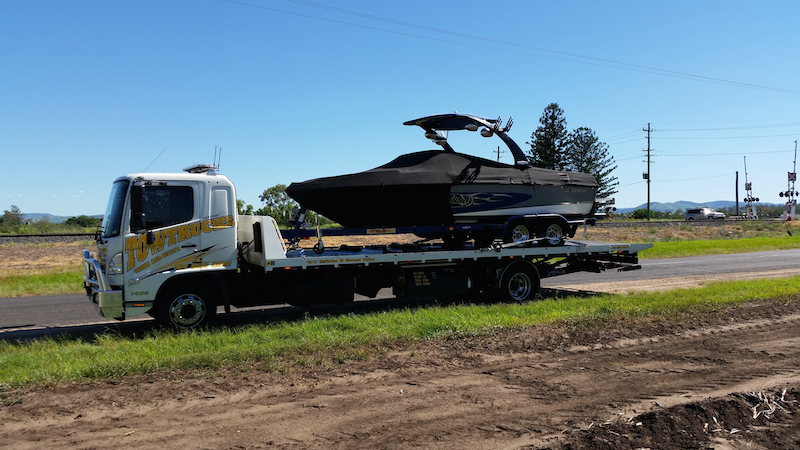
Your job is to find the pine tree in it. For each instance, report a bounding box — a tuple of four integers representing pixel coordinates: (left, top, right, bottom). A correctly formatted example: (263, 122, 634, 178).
(566, 127, 619, 199)
(527, 103, 569, 170)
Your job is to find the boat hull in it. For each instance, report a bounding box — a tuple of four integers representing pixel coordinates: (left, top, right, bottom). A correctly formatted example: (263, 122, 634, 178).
(449, 184, 596, 222)
(286, 151, 598, 228)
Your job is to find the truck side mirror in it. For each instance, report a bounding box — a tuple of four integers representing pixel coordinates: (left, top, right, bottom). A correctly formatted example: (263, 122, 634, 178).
(130, 185, 146, 232)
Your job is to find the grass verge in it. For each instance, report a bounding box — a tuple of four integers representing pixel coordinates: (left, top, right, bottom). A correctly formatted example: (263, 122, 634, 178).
(640, 235, 800, 259)
(1, 276, 798, 389)
(0, 269, 83, 298)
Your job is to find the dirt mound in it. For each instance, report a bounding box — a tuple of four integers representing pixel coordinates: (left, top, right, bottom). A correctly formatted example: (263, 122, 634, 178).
(538, 389, 800, 449)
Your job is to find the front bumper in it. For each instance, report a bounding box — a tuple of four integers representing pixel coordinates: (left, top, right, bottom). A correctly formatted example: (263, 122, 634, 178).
(83, 249, 124, 319)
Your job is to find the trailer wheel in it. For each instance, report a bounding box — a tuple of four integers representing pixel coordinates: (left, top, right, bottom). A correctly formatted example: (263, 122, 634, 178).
(497, 261, 539, 302)
(504, 220, 532, 244)
(154, 284, 216, 330)
(539, 218, 566, 246)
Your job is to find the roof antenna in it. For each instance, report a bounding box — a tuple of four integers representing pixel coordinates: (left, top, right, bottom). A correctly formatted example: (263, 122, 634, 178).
(217, 147, 222, 171)
(143, 146, 168, 172)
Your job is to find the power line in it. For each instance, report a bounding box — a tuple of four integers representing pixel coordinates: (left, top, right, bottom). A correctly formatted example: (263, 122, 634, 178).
(655, 172, 736, 182)
(658, 122, 800, 132)
(662, 149, 794, 157)
(603, 117, 800, 141)
(658, 133, 799, 140)
(606, 137, 645, 145)
(620, 180, 647, 187)
(221, 0, 800, 95)
(651, 115, 800, 126)
(605, 130, 644, 140)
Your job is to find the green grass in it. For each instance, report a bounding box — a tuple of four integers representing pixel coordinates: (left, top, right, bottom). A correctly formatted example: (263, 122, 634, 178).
(0, 271, 83, 298)
(640, 235, 800, 259)
(1, 276, 798, 388)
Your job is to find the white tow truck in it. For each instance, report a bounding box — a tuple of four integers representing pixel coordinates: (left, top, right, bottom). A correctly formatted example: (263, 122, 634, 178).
(83, 164, 651, 329)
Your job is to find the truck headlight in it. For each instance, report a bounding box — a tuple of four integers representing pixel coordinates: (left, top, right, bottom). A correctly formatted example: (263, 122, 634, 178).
(108, 253, 123, 275)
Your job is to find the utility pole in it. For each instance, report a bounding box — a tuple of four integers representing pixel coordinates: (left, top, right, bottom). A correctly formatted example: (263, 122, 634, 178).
(735, 171, 739, 217)
(494, 145, 505, 162)
(642, 123, 654, 221)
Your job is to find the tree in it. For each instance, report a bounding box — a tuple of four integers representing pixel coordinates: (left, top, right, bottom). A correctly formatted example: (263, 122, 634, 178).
(259, 184, 293, 209)
(1, 205, 24, 226)
(251, 184, 339, 228)
(527, 103, 569, 170)
(527, 104, 620, 209)
(65, 215, 102, 228)
(566, 127, 619, 199)
(258, 184, 298, 227)
(237, 199, 254, 215)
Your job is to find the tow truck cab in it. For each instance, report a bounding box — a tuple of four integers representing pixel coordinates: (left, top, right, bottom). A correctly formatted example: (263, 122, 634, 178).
(83, 164, 238, 322)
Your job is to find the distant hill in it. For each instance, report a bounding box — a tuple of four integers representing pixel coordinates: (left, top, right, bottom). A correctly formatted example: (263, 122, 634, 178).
(615, 200, 781, 214)
(24, 213, 102, 224)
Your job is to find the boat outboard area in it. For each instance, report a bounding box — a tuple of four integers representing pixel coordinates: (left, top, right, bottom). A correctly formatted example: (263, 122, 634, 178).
(285, 113, 600, 247)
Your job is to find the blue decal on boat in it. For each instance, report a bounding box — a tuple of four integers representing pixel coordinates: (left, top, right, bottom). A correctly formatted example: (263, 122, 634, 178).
(450, 192, 532, 211)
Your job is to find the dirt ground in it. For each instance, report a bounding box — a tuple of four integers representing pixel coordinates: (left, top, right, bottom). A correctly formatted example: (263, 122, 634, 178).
(2, 300, 800, 449)
(2, 227, 800, 449)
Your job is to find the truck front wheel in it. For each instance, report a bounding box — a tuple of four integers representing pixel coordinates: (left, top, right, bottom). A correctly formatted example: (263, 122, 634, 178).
(155, 284, 216, 330)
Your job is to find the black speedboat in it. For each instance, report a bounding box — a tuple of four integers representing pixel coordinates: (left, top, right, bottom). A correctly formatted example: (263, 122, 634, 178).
(286, 113, 598, 229)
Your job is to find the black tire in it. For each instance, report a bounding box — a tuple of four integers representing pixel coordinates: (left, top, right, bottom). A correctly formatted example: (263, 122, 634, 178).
(504, 220, 532, 244)
(154, 284, 216, 330)
(538, 218, 566, 246)
(496, 261, 540, 302)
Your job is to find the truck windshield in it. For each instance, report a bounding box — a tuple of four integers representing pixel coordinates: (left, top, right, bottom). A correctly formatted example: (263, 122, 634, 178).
(101, 180, 129, 238)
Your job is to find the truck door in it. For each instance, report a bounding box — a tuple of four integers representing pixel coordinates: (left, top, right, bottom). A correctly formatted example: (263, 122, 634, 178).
(200, 184, 237, 268)
(125, 182, 200, 277)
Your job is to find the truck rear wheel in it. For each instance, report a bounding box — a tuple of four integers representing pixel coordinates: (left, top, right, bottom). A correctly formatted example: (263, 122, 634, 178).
(155, 284, 216, 330)
(496, 261, 539, 302)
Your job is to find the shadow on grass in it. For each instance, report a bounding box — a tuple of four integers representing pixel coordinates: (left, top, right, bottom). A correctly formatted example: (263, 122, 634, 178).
(0, 287, 605, 344)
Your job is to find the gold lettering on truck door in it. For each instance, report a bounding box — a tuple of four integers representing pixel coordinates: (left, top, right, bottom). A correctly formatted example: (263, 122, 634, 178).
(177, 225, 193, 242)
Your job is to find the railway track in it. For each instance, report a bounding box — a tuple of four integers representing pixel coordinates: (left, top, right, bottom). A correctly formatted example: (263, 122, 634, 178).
(0, 233, 95, 244)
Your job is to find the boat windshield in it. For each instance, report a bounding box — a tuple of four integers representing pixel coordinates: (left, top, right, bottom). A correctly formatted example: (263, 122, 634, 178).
(101, 179, 129, 238)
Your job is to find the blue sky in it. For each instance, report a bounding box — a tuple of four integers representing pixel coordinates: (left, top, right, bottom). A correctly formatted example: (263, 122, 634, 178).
(3, 0, 799, 216)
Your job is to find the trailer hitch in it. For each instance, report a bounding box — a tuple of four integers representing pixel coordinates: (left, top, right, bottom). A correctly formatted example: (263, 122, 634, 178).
(618, 265, 642, 272)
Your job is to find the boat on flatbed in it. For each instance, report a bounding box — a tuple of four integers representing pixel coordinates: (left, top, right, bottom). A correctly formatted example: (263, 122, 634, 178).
(286, 113, 598, 243)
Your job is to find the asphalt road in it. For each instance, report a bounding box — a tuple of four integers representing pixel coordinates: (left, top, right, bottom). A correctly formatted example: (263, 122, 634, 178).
(2, 248, 799, 340)
(540, 247, 800, 286)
